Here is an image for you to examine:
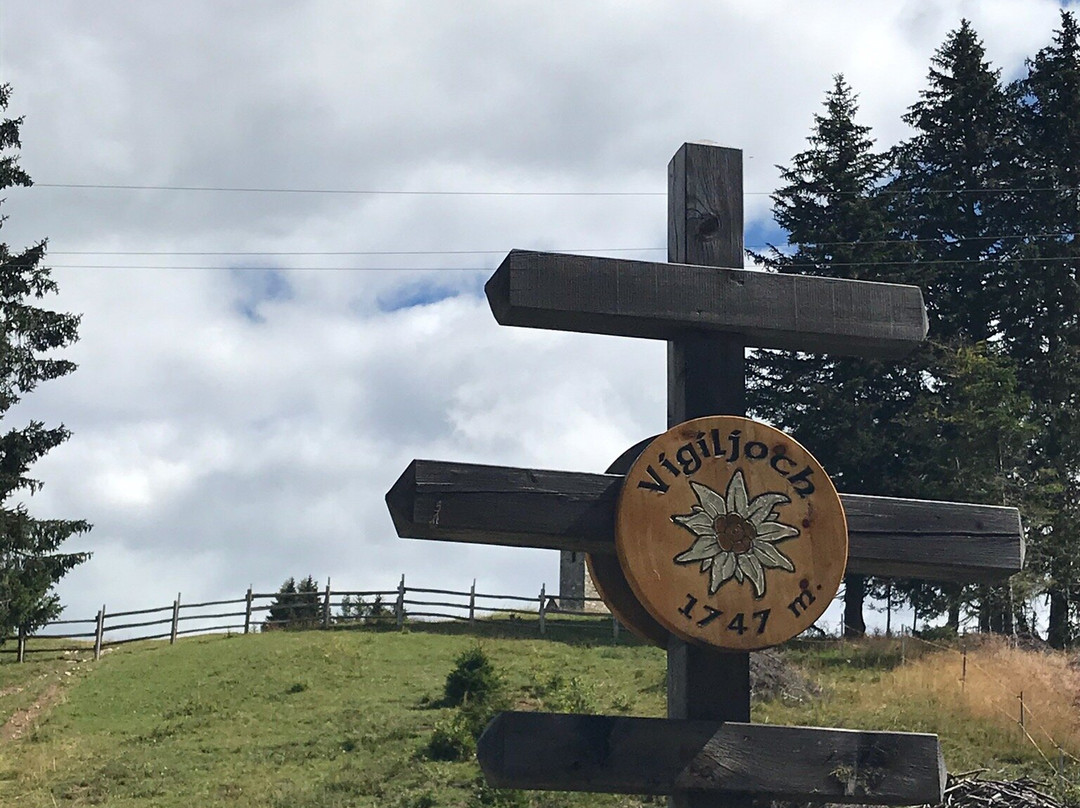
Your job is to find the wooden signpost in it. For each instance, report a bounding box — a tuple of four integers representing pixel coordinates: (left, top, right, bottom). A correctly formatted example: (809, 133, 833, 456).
(385, 143, 1024, 806)
(616, 415, 848, 651)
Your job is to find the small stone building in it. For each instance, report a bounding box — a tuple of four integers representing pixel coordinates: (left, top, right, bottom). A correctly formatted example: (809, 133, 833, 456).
(558, 550, 609, 613)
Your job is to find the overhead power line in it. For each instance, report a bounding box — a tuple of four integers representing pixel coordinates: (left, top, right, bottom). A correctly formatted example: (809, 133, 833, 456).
(46, 254, 1080, 272)
(30, 181, 1080, 197)
(34, 183, 666, 197)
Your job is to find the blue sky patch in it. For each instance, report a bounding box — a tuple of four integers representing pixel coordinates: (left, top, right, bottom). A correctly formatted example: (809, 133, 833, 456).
(230, 267, 294, 322)
(377, 274, 485, 313)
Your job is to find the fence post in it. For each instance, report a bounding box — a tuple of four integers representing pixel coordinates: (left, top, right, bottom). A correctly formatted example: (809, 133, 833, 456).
(469, 579, 476, 626)
(1059, 746, 1066, 779)
(322, 578, 332, 629)
(901, 630, 906, 664)
(612, 612, 620, 644)
(538, 584, 546, 636)
(16, 627, 25, 663)
(170, 593, 181, 644)
(396, 574, 405, 630)
(243, 585, 253, 634)
(1019, 691, 1025, 731)
(94, 606, 105, 661)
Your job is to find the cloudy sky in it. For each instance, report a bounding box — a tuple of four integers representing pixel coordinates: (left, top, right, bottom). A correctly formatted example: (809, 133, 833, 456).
(1, 1, 1071, 629)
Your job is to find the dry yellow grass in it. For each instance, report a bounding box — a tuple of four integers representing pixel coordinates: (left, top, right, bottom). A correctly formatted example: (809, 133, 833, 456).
(885, 635, 1080, 762)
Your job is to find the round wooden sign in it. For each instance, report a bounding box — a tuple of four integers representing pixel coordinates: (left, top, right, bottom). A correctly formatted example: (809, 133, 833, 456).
(615, 416, 847, 651)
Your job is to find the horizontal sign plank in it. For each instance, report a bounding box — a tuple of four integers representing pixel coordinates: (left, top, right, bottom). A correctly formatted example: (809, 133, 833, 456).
(485, 250, 929, 358)
(386, 460, 1024, 583)
(477, 712, 945, 803)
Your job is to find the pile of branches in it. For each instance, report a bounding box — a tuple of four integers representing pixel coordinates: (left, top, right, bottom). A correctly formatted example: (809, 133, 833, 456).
(940, 774, 1062, 808)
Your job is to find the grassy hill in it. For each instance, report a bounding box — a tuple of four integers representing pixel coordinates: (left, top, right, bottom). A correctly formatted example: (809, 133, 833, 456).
(1, 622, 1077, 807)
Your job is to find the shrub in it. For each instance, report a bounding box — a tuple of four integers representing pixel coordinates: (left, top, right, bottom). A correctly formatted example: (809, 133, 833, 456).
(444, 646, 501, 707)
(426, 713, 475, 761)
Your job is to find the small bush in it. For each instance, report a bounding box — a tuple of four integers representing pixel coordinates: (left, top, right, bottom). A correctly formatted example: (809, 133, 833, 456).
(426, 713, 475, 761)
(444, 646, 501, 706)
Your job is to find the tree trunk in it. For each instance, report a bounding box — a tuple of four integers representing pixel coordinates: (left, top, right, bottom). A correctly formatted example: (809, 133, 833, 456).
(945, 584, 962, 631)
(843, 574, 866, 638)
(1048, 587, 1070, 649)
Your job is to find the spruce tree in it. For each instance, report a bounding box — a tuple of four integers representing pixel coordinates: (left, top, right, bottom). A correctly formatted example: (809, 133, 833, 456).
(1006, 10, 1080, 647)
(890, 19, 1017, 345)
(748, 75, 913, 636)
(886, 20, 1029, 633)
(0, 85, 90, 643)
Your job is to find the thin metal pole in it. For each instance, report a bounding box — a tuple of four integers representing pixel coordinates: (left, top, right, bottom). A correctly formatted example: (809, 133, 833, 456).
(961, 640, 967, 693)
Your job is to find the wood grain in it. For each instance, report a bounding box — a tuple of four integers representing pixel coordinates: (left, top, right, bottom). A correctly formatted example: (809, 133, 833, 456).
(484, 250, 929, 359)
(386, 459, 1024, 583)
(477, 711, 946, 804)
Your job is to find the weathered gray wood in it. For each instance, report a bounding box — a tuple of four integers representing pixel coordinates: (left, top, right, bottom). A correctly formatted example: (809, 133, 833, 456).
(477, 711, 946, 804)
(484, 250, 929, 359)
(385, 459, 1024, 583)
(666, 146, 751, 808)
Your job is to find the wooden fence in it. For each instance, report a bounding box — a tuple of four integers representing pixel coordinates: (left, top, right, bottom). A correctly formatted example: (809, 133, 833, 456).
(1, 576, 628, 662)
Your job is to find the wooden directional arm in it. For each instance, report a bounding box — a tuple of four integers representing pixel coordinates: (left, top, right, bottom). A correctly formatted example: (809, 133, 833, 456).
(485, 250, 929, 358)
(386, 459, 1024, 583)
(477, 711, 946, 803)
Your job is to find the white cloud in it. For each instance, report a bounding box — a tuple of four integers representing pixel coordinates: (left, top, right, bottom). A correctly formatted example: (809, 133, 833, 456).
(0, 0, 1070, 628)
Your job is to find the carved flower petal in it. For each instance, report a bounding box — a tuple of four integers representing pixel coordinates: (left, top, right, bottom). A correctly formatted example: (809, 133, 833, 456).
(709, 551, 738, 594)
(672, 508, 717, 536)
(753, 541, 795, 572)
(746, 492, 791, 525)
(738, 554, 766, 597)
(674, 536, 721, 564)
(690, 481, 726, 519)
(700, 557, 714, 573)
(755, 521, 801, 543)
(726, 470, 749, 517)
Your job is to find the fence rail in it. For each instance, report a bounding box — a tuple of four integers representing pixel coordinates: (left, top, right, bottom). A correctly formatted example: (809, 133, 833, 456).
(1, 575, 626, 662)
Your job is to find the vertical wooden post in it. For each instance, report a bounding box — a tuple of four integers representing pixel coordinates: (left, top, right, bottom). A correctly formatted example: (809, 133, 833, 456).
(322, 578, 332, 629)
(1019, 691, 1025, 731)
(243, 585, 253, 634)
(538, 583, 547, 635)
(667, 143, 749, 808)
(16, 627, 25, 663)
(469, 579, 477, 625)
(396, 574, 405, 630)
(170, 593, 181, 644)
(94, 606, 105, 661)
(612, 613, 620, 644)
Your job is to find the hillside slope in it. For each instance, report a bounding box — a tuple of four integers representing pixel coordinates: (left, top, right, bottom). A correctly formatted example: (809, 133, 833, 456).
(0, 628, 1074, 807)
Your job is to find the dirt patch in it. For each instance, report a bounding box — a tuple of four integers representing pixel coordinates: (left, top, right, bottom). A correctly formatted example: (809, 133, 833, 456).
(751, 648, 820, 703)
(1, 682, 64, 742)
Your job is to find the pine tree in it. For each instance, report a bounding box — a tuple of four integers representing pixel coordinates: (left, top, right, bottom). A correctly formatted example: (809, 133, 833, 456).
(885, 20, 1031, 633)
(890, 19, 1017, 345)
(0, 85, 90, 643)
(1005, 10, 1080, 647)
(264, 577, 298, 629)
(748, 75, 916, 635)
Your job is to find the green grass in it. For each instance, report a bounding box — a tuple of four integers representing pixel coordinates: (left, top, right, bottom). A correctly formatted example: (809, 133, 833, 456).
(0, 627, 1072, 807)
